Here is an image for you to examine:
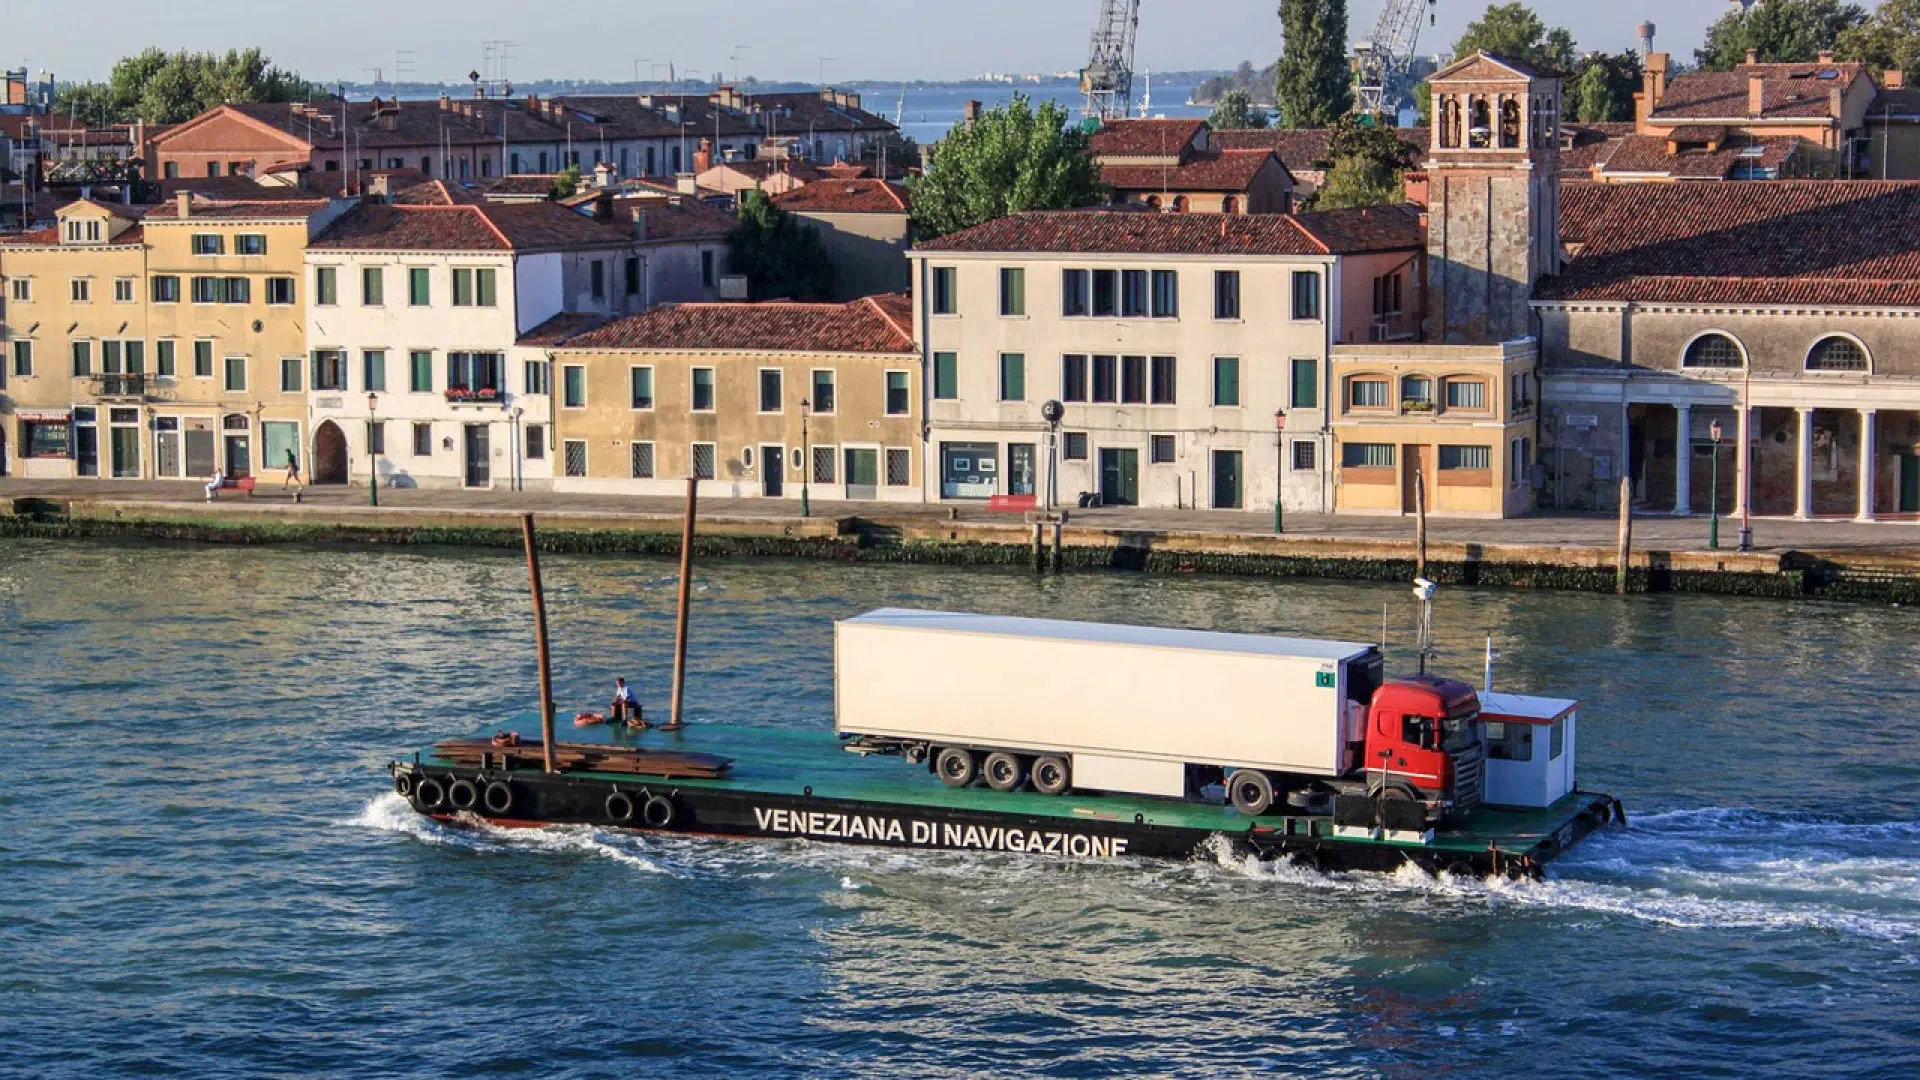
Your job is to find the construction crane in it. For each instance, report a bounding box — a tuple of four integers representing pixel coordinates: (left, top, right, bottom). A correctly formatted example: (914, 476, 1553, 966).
(1081, 0, 1141, 122)
(1351, 0, 1438, 116)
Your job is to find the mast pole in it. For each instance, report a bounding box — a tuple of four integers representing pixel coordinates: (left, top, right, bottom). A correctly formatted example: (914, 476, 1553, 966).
(668, 475, 698, 729)
(522, 513, 557, 772)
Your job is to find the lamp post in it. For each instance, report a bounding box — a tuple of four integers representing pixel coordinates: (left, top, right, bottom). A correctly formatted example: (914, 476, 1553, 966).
(1708, 416, 1723, 550)
(1273, 408, 1287, 534)
(366, 391, 379, 507)
(1041, 399, 1064, 512)
(800, 396, 811, 517)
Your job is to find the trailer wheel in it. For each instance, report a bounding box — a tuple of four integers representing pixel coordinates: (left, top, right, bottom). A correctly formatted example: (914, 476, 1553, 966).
(935, 747, 977, 788)
(983, 752, 1025, 792)
(904, 744, 928, 765)
(1228, 770, 1275, 816)
(1031, 756, 1071, 796)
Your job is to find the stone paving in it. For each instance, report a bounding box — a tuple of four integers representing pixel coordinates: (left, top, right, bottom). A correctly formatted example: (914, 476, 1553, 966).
(7, 477, 1918, 557)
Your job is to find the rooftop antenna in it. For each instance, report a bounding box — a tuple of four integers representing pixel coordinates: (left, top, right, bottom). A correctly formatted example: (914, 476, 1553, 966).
(395, 50, 416, 94)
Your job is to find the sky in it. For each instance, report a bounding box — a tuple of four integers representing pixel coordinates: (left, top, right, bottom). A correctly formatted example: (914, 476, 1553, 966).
(12, 1, 1730, 86)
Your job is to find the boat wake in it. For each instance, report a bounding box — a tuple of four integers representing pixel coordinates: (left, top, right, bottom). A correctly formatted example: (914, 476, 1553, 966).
(349, 792, 675, 875)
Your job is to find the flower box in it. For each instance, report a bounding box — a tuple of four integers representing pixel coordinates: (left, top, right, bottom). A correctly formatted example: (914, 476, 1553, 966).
(445, 386, 504, 404)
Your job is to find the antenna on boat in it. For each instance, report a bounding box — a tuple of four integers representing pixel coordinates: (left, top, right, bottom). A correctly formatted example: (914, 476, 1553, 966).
(1412, 577, 1436, 676)
(1483, 635, 1496, 694)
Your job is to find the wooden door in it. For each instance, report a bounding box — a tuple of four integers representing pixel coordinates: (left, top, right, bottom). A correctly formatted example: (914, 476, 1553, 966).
(762, 445, 783, 497)
(1100, 448, 1139, 506)
(463, 424, 490, 487)
(313, 420, 348, 484)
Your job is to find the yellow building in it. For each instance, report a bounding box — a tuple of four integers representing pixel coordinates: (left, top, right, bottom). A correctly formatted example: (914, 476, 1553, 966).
(541, 295, 921, 500)
(1330, 340, 1538, 517)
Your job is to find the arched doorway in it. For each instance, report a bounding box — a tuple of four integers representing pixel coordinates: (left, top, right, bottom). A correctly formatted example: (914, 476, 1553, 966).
(313, 419, 348, 484)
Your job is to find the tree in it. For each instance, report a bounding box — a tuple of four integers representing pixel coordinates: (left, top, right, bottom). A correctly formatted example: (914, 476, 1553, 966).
(53, 47, 318, 124)
(1307, 116, 1422, 210)
(1412, 78, 1433, 126)
(550, 165, 582, 198)
(857, 130, 920, 177)
(1835, 0, 1920, 75)
(1569, 52, 1643, 122)
(1208, 89, 1272, 130)
(907, 94, 1104, 239)
(1275, 0, 1353, 128)
(727, 189, 835, 301)
(1696, 0, 1868, 70)
(1451, 3, 1578, 72)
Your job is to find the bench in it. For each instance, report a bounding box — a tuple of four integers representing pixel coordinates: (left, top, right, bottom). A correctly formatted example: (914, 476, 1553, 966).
(210, 475, 257, 499)
(986, 494, 1037, 513)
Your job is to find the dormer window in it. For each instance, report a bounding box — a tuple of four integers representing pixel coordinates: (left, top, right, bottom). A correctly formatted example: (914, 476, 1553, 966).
(62, 218, 102, 244)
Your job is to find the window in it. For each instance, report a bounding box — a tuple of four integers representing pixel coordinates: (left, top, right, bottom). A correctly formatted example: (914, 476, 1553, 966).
(314, 266, 337, 305)
(691, 367, 716, 411)
(1120, 355, 1146, 404)
(886, 447, 911, 486)
(526, 426, 544, 460)
(564, 440, 587, 477)
(413, 423, 433, 456)
(1063, 432, 1088, 460)
(1092, 269, 1118, 316)
(932, 266, 956, 314)
(1292, 441, 1317, 471)
(812, 369, 837, 414)
(280, 356, 303, 392)
(1214, 270, 1240, 319)
(12, 340, 32, 376)
(150, 276, 179, 303)
(113, 277, 135, 303)
(1401, 375, 1432, 408)
(1121, 269, 1148, 317)
(266, 277, 295, 305)
(369, 422, 385, 455)
(1149, 356, 1176, 405)
(224, 356, 246, 392)
(1807, 336, 1868, 371)
(524, 360, 549, 396)
(408, 268, 430, 306)
(759, 368, 782, 412)
(999, 266, 1025, 316)
(630, 367, 655, 409)
(630, 442, 655, 479)
(1510, 372, 1534, 409)
(1279, 357, 1315, 410)
(590, 260, 606, 300)
(1203, 357, 1236, 408)
(1062, 268, 1089, 316)
(1092, 354, 1118, 403)
(1150, 434, 1175, 464)
(190, 276, 222, 304)
(1512, 436, 1533, 488)
(9, 278, 30, 302)
(1443, 378, 1487, 410)
(999, 353, 1025, 401)
(476, 266, 497, 306)
(625, 256, 641, 297)
(194, 340, 214, 378)
(563, 365, 586, 408)
(223, 278, 250, 304)
(1061, 354, 1088, 402)
(1342, 442, 1395, 467)
(409, 350, 433, 393)
(362, 267, 384, 306)
(453, 268, 474, 306)
(192, 234, 224, 255)
(1350, 378, 1389, 409)
(933, 352, 957, 399)
(812, 445, 837, 483)
(310, 350, 346, 392)
(885, 371, 910, 416)
(236, 234, 266, 255)
(70, 278, 91, 302)
(1440, 444, 1491, 470)
(1291, 270, 1322, 320)
(363, 350, 386, 392)
(701, 250, 715, 287)
(1683, 333, 1743, 369)
(71, 340, 92, 376)
(1372, 272, 1403, 318)
(692, 442, 716, 480)
(1151, 270, 1178, 317)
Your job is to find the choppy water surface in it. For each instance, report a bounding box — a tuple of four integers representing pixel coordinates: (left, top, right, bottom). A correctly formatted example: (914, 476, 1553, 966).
(2, 540, 1917, 1079)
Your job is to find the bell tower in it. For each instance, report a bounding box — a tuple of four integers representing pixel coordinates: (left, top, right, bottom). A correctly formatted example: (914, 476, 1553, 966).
(1424, 52, 1562, 345)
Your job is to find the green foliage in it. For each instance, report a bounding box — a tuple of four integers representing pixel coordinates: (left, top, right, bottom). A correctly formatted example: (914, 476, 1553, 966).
(1451, 3, 1578, 72)
(551, 165, 582, 198)
(727, 190, 835, 301)
(1412, 78, 1433, 125)
(1696, 0, 1868, 69)
(1207, 89, 1272, 130)
(1275, 0, 1354, 127)
(1195, 60, 1278, 106)
(1835, 0, 1920, 74)
(906, 94, 1104, 239)
(1307, 116, 1420, 211)
(857, 130, 920, 175)
(1569, 52, 1643, 122)
(53, 47, 318, 124)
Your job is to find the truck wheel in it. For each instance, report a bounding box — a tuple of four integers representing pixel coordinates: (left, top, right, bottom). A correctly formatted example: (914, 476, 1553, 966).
(983, 752, 1025, 792)
(935, 747, 977, 788)
(904, 744, 928, 765)
(1031, 756, 1071, 796)
(1228, 770, 1275, 816)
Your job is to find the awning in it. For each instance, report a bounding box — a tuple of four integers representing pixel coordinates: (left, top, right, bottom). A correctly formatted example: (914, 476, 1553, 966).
(14, 409, 70, 422)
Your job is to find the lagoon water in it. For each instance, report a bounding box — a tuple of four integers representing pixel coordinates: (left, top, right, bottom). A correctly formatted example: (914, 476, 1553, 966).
(2, 539, 1917, 1078)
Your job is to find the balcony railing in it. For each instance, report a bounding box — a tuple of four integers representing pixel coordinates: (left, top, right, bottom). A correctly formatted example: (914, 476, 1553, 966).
(91, 373, 146, 398)
(444, 386, 505, 404)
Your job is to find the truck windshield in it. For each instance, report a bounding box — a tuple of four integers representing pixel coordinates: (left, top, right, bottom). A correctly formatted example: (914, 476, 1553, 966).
(1441, 717, 1480, 752)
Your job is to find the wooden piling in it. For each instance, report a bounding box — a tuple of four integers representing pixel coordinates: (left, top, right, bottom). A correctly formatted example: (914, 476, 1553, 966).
(1032, 521, 1045, 572)
(668, 476, 697, 730)
(521, 514, 557, 773)
(1616, 474, 1633, 595)
(1050, 521, 1063, 573)
(1414, 469, 1428, 579)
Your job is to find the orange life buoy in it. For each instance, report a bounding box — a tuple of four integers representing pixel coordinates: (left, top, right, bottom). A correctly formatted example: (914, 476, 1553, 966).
(574, 712, 607, 726)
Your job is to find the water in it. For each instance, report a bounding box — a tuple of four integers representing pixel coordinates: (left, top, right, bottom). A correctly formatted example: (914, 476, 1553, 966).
(891, 81, 1211, 146)
(3, 540, 1917, 1079)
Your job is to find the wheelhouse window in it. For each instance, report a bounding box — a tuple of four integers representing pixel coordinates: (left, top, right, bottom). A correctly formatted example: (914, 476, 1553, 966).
(1682, 333, 1743, 369)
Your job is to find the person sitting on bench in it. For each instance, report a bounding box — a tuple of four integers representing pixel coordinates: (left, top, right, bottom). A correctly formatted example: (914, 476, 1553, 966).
(610, 677, 643, 727)
(205, 469, 226, 501)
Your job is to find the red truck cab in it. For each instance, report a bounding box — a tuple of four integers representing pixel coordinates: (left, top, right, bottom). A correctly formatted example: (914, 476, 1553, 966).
(1362, 674, 1486, 818)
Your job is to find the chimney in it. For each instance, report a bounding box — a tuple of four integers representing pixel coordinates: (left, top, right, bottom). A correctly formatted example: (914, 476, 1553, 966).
(175, 191, 191, 218)
(1642, 52, 1669, 122)
(526, 93, 539, 113)
(1888, 70, 1907, 90)
(594, 160, 616, 187)
(630, 206, 648, 242)
(676, 173, 697, 195)
(1830, 84, 1844, 118)
(694, 137, 714, 174)
(1749, 72, 1765, 116)
(963, 100, 982, 125)
(1818, 50, 1835, 65)
(1745, 48, 1759, 66)
(367, 173, 391, 201)
(438, 94, 450, 111)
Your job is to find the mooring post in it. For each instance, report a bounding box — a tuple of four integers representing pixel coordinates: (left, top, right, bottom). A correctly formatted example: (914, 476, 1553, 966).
(668, 475, 698, 730)
(1414, 468, 1428, 580)
(1616, 474, 1633, 595)
(521, 514, 557, 773)
(1050, 521, 1063, 574)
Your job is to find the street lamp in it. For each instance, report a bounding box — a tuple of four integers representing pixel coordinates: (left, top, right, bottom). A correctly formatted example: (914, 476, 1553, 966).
(1041, 399, 1064, 512)
(1273, 408, 1288, 534)
(366, 391, 379, 507)
(800, 396, 811, 517)
(1708, 416, 1723, 550)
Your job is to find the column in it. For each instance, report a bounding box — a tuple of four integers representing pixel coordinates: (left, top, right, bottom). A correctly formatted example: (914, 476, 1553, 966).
(1734, 405, 1752, 518)
(1795, 406, 1815, 520)
(1672, 403, 1692, 515)
(1856, 408, 1878, 522)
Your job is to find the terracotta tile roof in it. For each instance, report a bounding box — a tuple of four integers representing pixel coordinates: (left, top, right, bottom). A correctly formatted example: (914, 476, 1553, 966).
(310, 204, 509, 250)
(1559, 132, 1799, 180)
(541, 96, 682, 138)
(1088, 118, 1206, 159)
(296, 168, 434, 197)
(219, 100, 509, 150)
(63, 197, 150, 219)
(557, 295, 916, 354)
(1101, 149, 1279, 193)
(618, 196, 736, 241)
(0, 222, 148, 247)
(391, 179, 480, 205)
(773, 177, 909, 213)
(145, 196, 330, 221)
(480, 174, 560, 198)
(916, 206, 1419, 256)
(517, 312, 609, 347)
(703, 159, 826, 184)
(310, 197, 722, 252)
(1210, 126, 1427, 174)
(1650, 63, 1866, 122)
(1541, 180, 1920, 306)
(156, 176, 324, 200)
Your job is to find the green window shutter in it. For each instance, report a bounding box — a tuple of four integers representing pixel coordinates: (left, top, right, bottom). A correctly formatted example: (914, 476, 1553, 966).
(477, 269, 496, 307)
(1214, 357, 1240, 407)
(410, 268, 430, 306)
(1290, 357, 1318, 409)
(999, 353, 1024, 400)
(933, 352, 957, 400)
